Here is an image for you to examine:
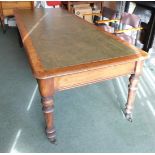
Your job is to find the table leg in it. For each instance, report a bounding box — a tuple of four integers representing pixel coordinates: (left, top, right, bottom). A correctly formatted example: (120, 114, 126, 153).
(125, 61, 144, 122)
(38, 78, 56, 143)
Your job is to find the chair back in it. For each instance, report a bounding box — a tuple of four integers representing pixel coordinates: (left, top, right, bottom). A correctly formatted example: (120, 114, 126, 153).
(93, 7, 118, 24)
(102, 7, 118, 19)
(116, 12, 143, 47)
(120, 12, 140, 28)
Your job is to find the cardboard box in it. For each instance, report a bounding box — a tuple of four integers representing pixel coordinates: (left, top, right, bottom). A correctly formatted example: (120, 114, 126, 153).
(8, 17, 16, 27)
(73, 4, 90, 9)
(74, 4, 93, 23)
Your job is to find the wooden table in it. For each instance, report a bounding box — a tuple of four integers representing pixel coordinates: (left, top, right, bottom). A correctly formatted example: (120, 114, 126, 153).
(0, 1, 33, 33)
(14, 8, 148, 143)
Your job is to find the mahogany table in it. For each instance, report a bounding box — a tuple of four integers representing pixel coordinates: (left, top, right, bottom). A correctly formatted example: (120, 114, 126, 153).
(14, 8, 148, 143)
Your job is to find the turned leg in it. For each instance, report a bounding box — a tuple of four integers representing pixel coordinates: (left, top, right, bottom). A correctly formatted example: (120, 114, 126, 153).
(125, 74, 140, 122)
(38, 78, 56, 143)
(125, 61, 144, 122)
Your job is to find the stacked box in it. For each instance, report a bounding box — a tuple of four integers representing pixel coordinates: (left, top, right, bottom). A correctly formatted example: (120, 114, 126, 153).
(73, 4, 93, 23)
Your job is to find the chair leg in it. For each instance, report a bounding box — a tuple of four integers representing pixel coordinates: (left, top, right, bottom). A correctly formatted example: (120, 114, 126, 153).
(0, 18, 6, 33)
(16, 28, 23, 48)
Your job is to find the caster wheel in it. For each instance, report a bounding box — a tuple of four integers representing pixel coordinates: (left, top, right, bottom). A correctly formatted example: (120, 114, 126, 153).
(125, 113, 133, 122)
(49, 137, 57, 144)
(46, 128, 57, 144)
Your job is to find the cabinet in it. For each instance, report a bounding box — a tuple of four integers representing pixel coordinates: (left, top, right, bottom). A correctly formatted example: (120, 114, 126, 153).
(0, 1, 34, 32)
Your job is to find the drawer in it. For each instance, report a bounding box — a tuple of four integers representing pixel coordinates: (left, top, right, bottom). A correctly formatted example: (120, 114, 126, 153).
(55, 62, 135, 91)
(2, 2, 32, 9)
(2, 2, 18, 9)
(3, 9, 14, 16)
(14, 2, 32, 8)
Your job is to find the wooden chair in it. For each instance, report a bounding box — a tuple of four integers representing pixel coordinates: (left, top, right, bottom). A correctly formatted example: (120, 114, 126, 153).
(83, 7, 119, 33)
(114, 12, 143, 47)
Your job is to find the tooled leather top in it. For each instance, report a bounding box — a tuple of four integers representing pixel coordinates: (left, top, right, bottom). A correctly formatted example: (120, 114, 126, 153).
(17, 8, 139, 70)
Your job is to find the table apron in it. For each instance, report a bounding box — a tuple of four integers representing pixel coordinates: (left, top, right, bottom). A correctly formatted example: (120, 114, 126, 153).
(54, 61, 136, 91)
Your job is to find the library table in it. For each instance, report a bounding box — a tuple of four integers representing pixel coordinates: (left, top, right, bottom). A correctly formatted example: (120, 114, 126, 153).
(14, 8, 148, 143)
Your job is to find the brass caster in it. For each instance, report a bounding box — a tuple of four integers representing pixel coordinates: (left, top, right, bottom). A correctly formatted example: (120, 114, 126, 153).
(125, 113, 133, 122)
(49, 137, 57, 144)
